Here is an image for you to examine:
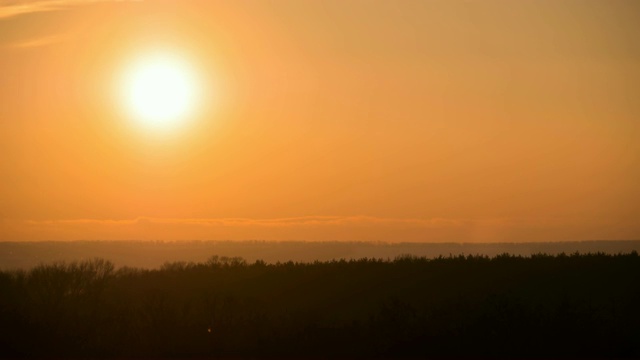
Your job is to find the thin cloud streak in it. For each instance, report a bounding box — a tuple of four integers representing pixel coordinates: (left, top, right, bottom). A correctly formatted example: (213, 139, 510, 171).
(22, 216, 468, 228)
(3, 215, 635, 242)
(0, 0, 140, 20)
(3, 216, 483, 242)
(8, 33, 68, 48)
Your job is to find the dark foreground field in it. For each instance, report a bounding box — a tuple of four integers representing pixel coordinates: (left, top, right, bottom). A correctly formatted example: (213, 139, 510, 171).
(1, 253, 639, 358)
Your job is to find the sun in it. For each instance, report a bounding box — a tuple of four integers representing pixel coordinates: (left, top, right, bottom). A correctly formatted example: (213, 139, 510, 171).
(122, 54, 200, 130)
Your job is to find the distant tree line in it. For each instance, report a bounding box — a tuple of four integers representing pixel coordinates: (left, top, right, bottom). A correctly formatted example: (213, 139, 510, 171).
(0, 252, 639, 357)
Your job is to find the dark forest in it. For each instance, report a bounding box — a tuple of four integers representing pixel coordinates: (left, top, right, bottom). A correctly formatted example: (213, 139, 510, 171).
(1, 252, 639, 358)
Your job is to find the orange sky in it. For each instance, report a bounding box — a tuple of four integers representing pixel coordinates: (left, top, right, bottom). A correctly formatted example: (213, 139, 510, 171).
(1, 0, 639, 242)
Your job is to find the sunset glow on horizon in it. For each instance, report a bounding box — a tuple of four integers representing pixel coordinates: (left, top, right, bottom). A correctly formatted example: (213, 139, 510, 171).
(0, 0, 638, 242)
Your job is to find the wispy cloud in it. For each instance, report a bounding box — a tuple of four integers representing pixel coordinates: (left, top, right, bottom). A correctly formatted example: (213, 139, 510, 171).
(3, 215, 629, 242)
(21, 216, 468, 229)
(0, 216, 475, 242)
(0, 0, 140, 20)
(8, 32, 68, 48)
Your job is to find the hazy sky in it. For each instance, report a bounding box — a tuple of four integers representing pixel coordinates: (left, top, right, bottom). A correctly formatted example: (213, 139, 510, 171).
(1, 0, 638, 242)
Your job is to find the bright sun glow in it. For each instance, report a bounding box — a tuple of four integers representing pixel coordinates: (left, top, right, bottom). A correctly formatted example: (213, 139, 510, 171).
(122, 54, 199, 129)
